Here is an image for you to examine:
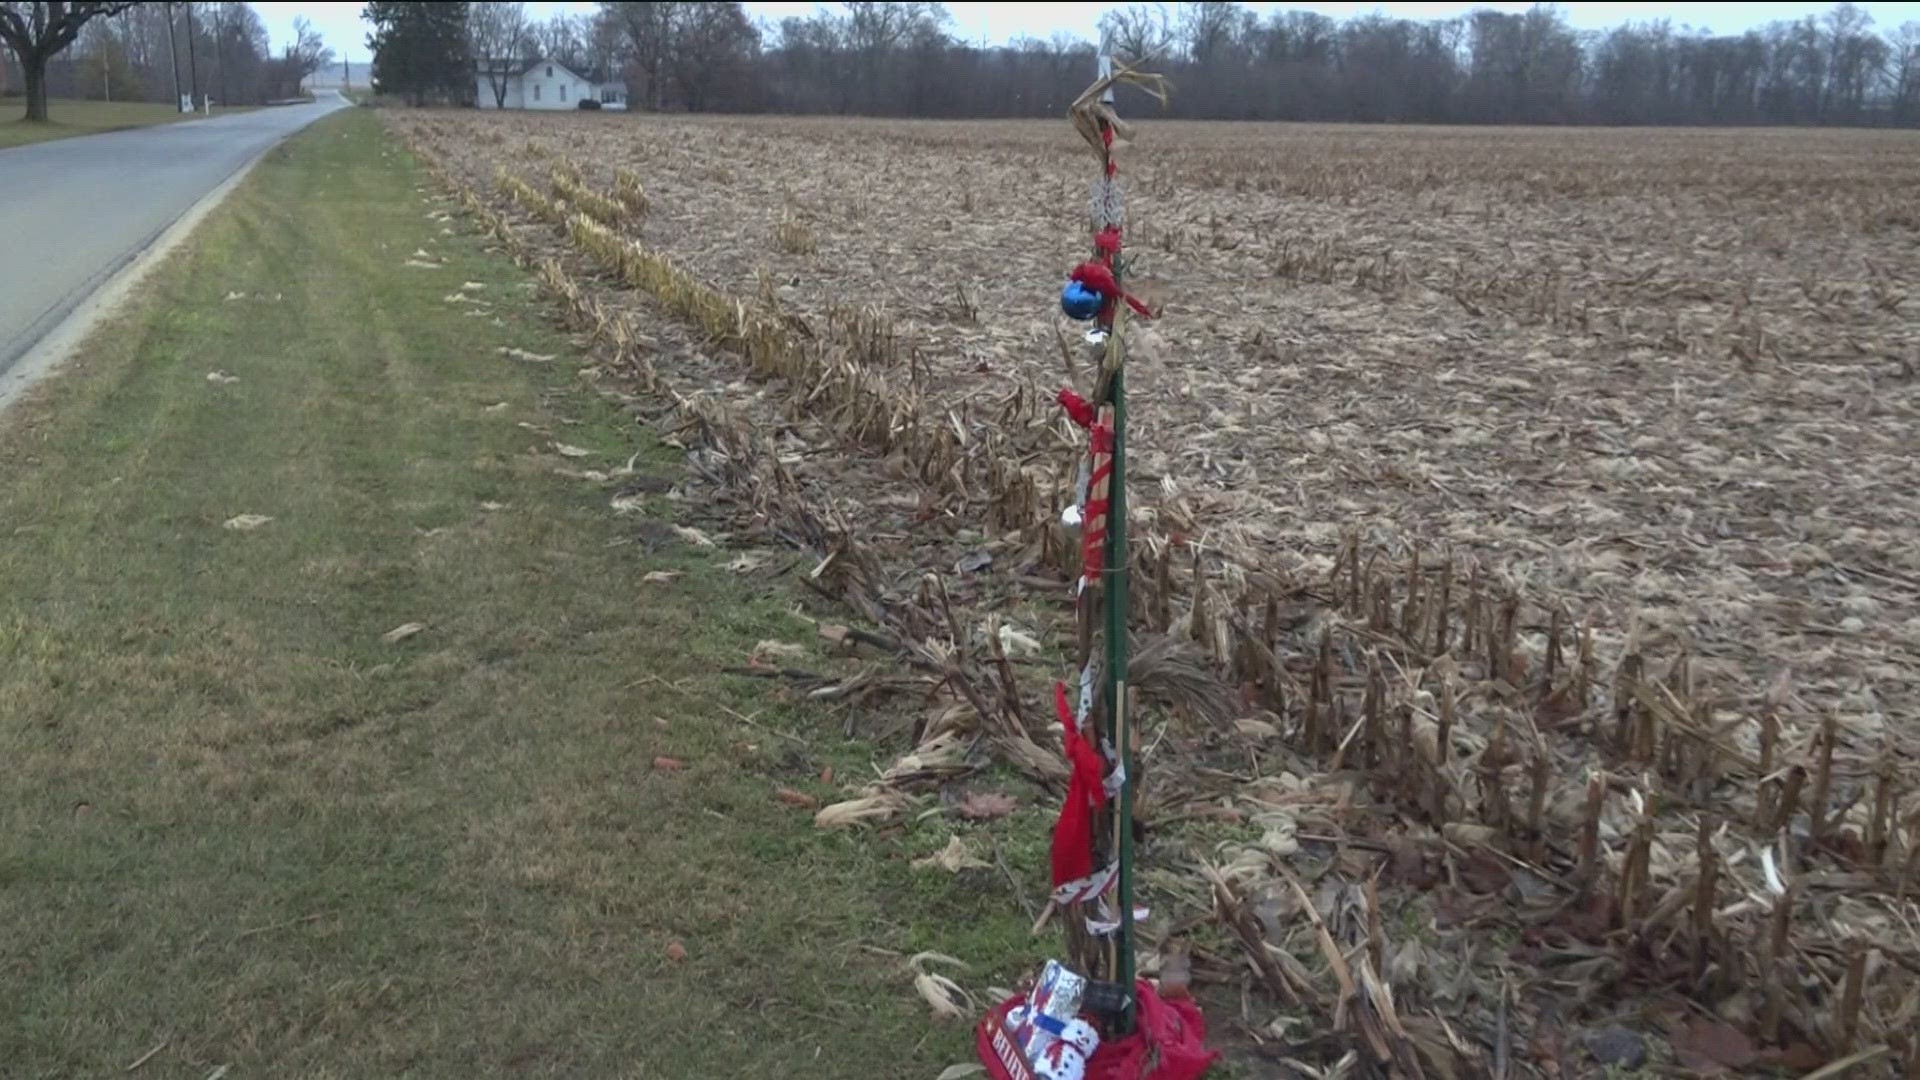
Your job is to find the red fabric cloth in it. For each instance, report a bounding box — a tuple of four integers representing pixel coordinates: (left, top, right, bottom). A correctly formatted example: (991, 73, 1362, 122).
(1050, 683, 1109, 890)
(1086, 982, 1220, 1080)
(977, 983, 1218, 1080)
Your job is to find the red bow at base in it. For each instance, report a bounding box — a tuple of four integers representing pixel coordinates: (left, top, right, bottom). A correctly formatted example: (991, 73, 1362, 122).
(977, 983, 1220, 1080)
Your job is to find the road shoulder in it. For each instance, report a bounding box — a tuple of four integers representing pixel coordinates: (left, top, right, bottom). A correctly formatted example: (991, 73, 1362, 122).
(0, 109, 1035, 1077)
(1, 133, 266, 416)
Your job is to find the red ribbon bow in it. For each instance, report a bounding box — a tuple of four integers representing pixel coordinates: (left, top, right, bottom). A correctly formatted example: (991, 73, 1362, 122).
(1056, 388, 1097, 429)
(1070, 261, 1154, 321)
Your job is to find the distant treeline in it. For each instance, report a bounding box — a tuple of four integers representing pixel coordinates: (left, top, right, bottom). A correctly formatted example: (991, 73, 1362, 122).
(761, 2, 1919, 125)
(363, 1, 1920, 126)
(5, 3, 330, 107)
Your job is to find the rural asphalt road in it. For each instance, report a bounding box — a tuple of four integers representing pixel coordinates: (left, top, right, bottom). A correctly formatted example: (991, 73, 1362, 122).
(0, 93, 352, 376)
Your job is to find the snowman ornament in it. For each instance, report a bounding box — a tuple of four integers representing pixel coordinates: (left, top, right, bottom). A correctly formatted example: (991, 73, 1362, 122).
(1034, 1019, 1101, 1080)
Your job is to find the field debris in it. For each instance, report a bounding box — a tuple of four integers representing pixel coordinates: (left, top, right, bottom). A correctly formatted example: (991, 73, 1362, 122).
(909, 951, 976, 1020)
(391, 111, 1920, 1077)
(381, 622, 425, 644)
(672, 525, 717, 547)
(496, 346, 555, 363)
(816, 787, 913, 829)
(915, 835, 993, 874)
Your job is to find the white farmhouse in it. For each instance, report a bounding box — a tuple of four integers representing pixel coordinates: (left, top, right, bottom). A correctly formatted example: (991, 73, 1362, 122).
(476, 57, 627, 111)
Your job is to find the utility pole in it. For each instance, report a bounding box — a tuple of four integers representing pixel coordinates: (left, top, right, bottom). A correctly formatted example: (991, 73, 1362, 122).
(165, 1, 184, 111)
(215, 6, 227, 110)
(185, 2, 201, 113)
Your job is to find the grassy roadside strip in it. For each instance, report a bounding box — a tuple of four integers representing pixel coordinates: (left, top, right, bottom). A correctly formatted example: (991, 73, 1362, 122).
(0, 109, 1039, 1077)
(0, 97, 228, 149)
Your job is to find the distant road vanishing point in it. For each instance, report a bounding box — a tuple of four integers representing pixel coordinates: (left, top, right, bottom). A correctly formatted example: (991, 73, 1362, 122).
(0, 93, 351, 381)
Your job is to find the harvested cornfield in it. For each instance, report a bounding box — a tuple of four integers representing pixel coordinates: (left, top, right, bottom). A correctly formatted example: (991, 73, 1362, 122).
(389, 109, 1920, 1077)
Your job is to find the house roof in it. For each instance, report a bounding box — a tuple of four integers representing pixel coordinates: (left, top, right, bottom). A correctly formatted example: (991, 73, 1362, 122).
(478, 55, 610, 86)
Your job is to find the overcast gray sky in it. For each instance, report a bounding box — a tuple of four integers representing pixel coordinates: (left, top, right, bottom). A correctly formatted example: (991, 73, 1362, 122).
(256, 2, 1920, 62)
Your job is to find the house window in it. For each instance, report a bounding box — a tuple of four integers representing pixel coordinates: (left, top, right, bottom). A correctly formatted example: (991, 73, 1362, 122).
(559, 84, 566, 101)
(602, 87, 616, 103)
(546, 66, 553, 78)
(533, 84, 540, 102)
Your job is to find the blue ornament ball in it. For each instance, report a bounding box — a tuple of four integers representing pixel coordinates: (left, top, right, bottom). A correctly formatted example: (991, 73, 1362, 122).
(1060, 280, 1102, 322)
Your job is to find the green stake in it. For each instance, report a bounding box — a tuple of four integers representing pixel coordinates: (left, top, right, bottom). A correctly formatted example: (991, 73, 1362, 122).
(1104, 355, 1136, 1034)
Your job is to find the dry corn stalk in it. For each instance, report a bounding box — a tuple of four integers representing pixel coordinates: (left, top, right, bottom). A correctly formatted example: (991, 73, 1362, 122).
(612, 166, 650, 215)
(909, 951, 976, 1020)
(815, 787, 911, 829)
(914, 836, 992, 874)
(552, 168, 629, 228)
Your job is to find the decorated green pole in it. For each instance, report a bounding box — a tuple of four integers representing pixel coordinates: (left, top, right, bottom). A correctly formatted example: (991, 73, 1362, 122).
(1052, 50, 1164, 1039)
(1095, 58, 1139, 1031)
(1087, 50, 1153, 1036)
(1104, 347, 1136, 1033)
(976, 50, 1219, 1080)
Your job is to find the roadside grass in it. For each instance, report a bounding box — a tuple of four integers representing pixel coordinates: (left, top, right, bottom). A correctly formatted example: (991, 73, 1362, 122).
(0, 97, 210, 148)
(0, 109, 1038, 1076)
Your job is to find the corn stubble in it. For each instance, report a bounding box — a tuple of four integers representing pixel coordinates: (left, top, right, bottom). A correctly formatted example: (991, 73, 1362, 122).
(393, 111, 1920, 1076)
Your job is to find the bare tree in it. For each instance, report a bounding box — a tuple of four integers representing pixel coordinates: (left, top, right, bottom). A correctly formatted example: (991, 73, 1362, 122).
(288, 16, 331, 74)
(1894, 22, 1920, 119)
(1258, 10, 1337, 64)
(1822, 2, 1887, 117)
(76, 1, 170, 99)
(836, 0, 945, 109)
(840, 1, 946, 53)
(470, 0, 529, 107)
(1466, 7, 1584, 122)
(1097, 3, 1170, 62)
(0, 1, 137, 120)
(534, 11, 585, 70)
(601, 1, 758, 111)
(669, 0, 755, 110)
(600, 1, 678, 110)
(584, 12, 621, 78)
(1178, 0, 1251, 62)
(271, 13, 329, 100)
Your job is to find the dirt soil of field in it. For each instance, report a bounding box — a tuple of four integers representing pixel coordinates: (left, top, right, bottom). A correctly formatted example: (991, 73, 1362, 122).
(412, 113, 1920, 731)
(389, 109, 1920, 1076)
